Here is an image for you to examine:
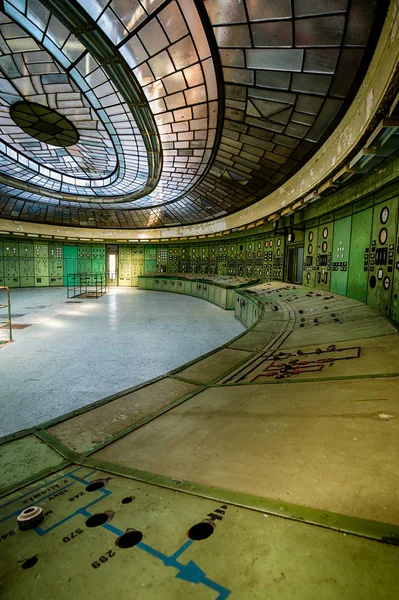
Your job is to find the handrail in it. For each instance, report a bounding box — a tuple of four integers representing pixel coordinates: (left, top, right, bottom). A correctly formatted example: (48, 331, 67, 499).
(0, 286, 12, 344)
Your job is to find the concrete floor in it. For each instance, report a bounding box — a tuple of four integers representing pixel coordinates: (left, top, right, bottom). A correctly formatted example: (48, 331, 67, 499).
(1, 282, 399, 599)
(0, 287, 244, 437)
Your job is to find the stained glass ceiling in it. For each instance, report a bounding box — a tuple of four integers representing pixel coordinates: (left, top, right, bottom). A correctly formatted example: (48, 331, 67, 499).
(0, 0, 386, 228)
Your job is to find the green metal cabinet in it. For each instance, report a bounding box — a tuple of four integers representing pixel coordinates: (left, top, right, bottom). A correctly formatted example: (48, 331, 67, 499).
(316, 222, 334, 290)
(63, 245, 78, 286)
(330, 216, 352, 296)
(144, 246, 157, 273)
(263, 236, 274, 282)
(49, 244, 63, 286)
(273, 235, 284, 280)
(34, 243, 49, 287)
(347, 208, 373, 303)
(0, 242, 4, 285)
(367, 199, 398, 316)
(119, 245, 132, 286)
(3, 242, 20, 287)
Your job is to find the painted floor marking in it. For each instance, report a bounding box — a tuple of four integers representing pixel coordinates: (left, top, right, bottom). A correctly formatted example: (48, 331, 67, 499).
(2, 468, 231, 599)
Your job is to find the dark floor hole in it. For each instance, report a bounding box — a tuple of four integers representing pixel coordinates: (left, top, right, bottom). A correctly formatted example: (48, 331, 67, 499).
(116, 530, 142, 548)
(86, 480, 106, 492)
(188, 521, 215, 541)
(122, 496, 134, 504)
(85, 513, 109, 528)
(22, 556, 38, 570)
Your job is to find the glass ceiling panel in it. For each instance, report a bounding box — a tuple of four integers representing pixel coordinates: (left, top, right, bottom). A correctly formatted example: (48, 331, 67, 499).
(0, 0, 388, 227)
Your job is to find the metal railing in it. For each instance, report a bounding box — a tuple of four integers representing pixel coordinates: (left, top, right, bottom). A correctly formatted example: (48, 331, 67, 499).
(66, 273, 108, 299)
(0, 286, 12, 346)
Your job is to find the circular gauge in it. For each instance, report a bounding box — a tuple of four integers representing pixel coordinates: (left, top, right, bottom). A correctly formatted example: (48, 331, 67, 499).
(277, 238, 281, 247)
(384, 276, 391, 290)
(211, 247, 215, 252)
(377, 268, 383, 280)
(380, 206, 389, 224)
(247, 243, 252, 250)
(231, 245, 234, 251)
(257, 251, 261, 257)
(322, 227, 328, 239)
(169, 249, 173, 254)
(257, 241, 261, 249)
(308, 243, 313, 254)
(211, 254, 215, 259)
(270, 240, 273, 248)
(174, 249, 177, 254)
(288, 232, 295, 243)
(307, 272, 311, 282)
(379, 228, 388, 245)
(265, 240, 269, 248)
(182, 249, 186, 254)
(239, 252, 243, 258)
(230, 253, 234, 258)
(322, 241, 328, 253)
(240, 244, 243, 251)
(223, 246, 227, 252)
(308, 231, 314, 242)
(369, 275, 376, 289)
(276, 248, 281, 257)
(219, 247, 222, 253)
(248, 251, 252, 258)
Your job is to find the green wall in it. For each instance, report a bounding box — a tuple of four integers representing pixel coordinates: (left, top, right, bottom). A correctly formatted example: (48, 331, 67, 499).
(0, 166, 398, 323)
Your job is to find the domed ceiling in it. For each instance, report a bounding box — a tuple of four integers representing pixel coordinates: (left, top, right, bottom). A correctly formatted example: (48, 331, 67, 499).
(0, 0, 386, 228)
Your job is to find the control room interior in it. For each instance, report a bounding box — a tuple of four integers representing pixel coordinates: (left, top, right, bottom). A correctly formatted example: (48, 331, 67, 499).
(0, 1, 399, 598)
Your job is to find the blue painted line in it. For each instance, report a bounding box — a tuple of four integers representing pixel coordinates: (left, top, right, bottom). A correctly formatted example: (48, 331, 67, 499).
(0, 466, 84, 509)
(35, 489, 112, 534)
(102, 522, 124, 537)
(138, 541, 169, 562)
(166, 539, 193, 562)
(202, 577, 231, 599)
(68, 473, 94, 486)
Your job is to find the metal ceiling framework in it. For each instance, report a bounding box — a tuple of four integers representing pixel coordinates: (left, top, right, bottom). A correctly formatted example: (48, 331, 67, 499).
(0, 0, 389, 229)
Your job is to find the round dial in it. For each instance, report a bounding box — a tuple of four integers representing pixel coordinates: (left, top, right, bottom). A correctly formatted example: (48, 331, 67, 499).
(257, 241, 261, 249)
(308, 243, 313, 254)
(270, 240, 273, 248)
(384, 276, 391, 290)
(248, 243, 252, 250)
(380, 207, 389, 224)
(248, 251, 252, 258)
(223, 246, 227, 252)
(257, 251, 261, 257)
(288, 232, 295, 243)
(379, 228, 388, 245)
(322, 241, 328, 253)
(322, 227, 328, 239)
(308, 231, 314, 242)
(307, 272, 311, 281)
(276, 248, 281, 257)
(265, 240, 269, 248)
(277, 238, 281, 247)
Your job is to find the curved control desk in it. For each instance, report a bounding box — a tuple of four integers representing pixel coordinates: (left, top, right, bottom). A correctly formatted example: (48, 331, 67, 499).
(138, 273, 260, 310)
(1, 282, 398, 599)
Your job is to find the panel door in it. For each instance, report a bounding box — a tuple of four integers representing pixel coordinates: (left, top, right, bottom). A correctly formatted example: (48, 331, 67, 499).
(330, 216, 352, 296)
(347, 207, 373, 303)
